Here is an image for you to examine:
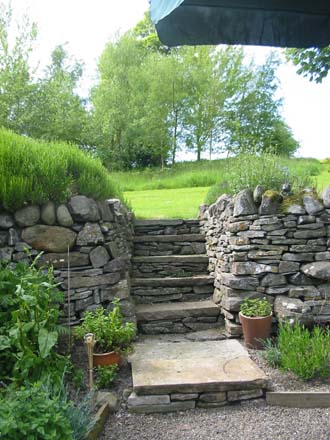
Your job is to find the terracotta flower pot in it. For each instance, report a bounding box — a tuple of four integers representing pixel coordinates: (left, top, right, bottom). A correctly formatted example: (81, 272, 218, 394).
(93, 351, 121, 367)
(239, 312, 272, 350)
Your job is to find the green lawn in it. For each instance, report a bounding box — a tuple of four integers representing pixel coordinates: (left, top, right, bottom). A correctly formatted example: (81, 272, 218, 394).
(316, 165, 330, 190)
(124, 187, 209, 219)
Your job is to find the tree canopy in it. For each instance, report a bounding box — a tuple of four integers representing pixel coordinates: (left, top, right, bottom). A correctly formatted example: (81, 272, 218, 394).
(286, 47, 330, 83)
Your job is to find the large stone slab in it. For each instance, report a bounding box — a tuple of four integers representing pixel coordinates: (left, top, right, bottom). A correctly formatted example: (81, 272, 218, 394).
(132, 275, 214, 287)
(133, 234, 205, 243)
(130, 339, 267, 395)
(22, 225, 76, 252)
(136, 301, 220, 322)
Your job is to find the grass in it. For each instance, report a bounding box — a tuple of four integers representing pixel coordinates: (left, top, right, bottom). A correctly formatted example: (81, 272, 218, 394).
(124, 187, 209, 219)
(0, 129, 121, 211)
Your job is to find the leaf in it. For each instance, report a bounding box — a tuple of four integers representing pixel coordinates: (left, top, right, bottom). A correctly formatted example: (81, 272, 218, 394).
(0, 335, 11, 350)
(38, 328, 58, 359)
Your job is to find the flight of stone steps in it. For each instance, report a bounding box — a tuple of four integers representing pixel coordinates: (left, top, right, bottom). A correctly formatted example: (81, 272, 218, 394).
(131, 219, 224, 334)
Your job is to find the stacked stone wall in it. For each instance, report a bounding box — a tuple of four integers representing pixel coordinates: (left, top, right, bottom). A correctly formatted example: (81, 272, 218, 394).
(200, 187, 330, 337)
(0, 196, 135, 325)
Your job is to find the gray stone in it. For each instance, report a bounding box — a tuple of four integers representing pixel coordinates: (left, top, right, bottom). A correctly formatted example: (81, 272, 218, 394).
(274, 295, 312, 325)
(220, 287, 264, 312)
(104, 257, 126, 273)
(294, 228, 327, 239)
(233, 190, 257, 217)
(97, 201, 114, 221)
(289, 286, 320, 299)
(41, 201, 56, 225)
(106, 241, 121, 258)
(90, 246, 110, 268)
(315, 252, 330, 260)
(303, 195, 324, 215)
(318, 284, 330, 299)
(227, 389, 263, 402)
(0, 213, 14, 229)
(0, 231, 7, 246)
(278, 261, 300, 273)
(56, 204, 74, 227)
(288, 272, 314, 286)
(101, 281, 130, 302)
(282, 253, 314, 262)
(39, 252, 89, 268)
(231, 262, 277, 275)
(297, 215, 315, 225)
(302, 262, 330, 280)
(253, 185, 265, 204)
(136, 301, 220, 322)
(77, 223, 104, 246)
(22, 225, 76, 252)
(287, 204, 306, 215)
(63, 272, 121, 289)
(14, 205, 40, 227)
(259, 192, 282, 215)
(0, 247, 13, 261)
(322, 187, 330, 208)
(127, 392, 170, 407)
(220, 273, 259, 291)
(260, 273, 286, 287)
(171, 393, 199, 401)
(68, 195, 100, 221)
(248, 250, 282, 260)
(199, 392, 226, 403)
(8, 228, 19, 245)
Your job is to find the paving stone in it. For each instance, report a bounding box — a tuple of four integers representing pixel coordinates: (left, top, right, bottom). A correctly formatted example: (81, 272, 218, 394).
(227, 389, 263, 401)
(136, 301, 220, 322)
(127, 392, 170, 407)
(199, 392, 226, 403)
(130, 340, 267, 395)
(171, 393, 199, 401)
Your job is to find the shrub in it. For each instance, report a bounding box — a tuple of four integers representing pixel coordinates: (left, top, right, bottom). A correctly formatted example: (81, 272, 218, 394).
(265, 322, 330, 380)
(205, 152, 316, 204)
(0, 380, 93, 440)
(95, 364, 118, 389)
(240, 298, 272, 317)
(0, 128, 121, 211)
(0, 258, 70, 386)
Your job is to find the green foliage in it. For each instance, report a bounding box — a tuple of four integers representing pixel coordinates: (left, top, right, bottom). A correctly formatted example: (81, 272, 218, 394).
(205, 153, 316, 204)
(0, 128, 121, 211)
(275, 322, 330, 380)
(0, 258, 70, 386)
(286, 47, 330, 83)
(240, 298, 272, 318)
(95, 364, 118, 389)
(0, 380, 94, 440)
(262, 338, 282, 368)
(74, 302, 136, 354)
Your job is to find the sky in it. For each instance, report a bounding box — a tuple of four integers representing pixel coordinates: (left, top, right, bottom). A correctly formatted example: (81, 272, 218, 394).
(7, 0, 330, 159)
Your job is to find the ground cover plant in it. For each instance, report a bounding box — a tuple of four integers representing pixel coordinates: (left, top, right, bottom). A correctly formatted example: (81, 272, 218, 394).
(0, 129, 121, 211)
(264, 321, 330, 380)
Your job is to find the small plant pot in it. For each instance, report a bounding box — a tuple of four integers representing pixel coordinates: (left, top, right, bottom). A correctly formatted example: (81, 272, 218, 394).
(93, 351, 121, 367)
(239, 312, 272, 350)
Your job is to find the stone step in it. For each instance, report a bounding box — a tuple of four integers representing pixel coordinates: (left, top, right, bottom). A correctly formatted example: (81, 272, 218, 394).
(131, 275, 214, 287)
(134, 219, 200, 227)
(132, 283, 214, 304)
(133, 234, 205, 243)
(136, 300, 223, 334)
(134, 219, 201, 237)
(128, 339, 267, 413)
(132, 255, 209, 264)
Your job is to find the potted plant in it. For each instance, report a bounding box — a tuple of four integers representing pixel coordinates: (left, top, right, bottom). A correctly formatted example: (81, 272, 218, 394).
(75, 301, 136, 367)
(239, 297, 272, 350)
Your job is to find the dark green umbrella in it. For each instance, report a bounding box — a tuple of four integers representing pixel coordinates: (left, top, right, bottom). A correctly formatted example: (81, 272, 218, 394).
(150, 0, 330, 48)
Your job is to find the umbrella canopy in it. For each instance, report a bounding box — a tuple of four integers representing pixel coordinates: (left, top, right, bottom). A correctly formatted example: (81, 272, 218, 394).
(150, 0, 330, 48)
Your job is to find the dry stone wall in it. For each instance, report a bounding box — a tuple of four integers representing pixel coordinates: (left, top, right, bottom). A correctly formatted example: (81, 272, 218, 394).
(200, 187, 330, 337)
(0, 196, 136, 325)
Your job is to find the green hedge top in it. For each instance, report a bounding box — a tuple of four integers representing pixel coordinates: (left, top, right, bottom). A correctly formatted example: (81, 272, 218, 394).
(0, 129, 121, 211)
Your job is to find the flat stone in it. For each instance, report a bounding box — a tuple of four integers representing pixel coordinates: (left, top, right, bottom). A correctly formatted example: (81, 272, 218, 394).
(303, 195, 324, 215)
(0, 213, 14, 229)
(171, 393, 199, 401)
(220, 273, 259, 291)
(227, 389, 263, 401)
(199, 392, 226, 403)
(233, 189, 257, 217)
(131, 275, 214, 287)
(68, 195, 100, 221)
(77, 223, 104, 246)
(62, 272, 121, 289)
(130, 340, 267, 395)
(136, 301, 220, 322)
(90, 246, 110, 268)
(253, 185, 265, 204)
(38, 252, 89, 268)
(260, 273, 286, 287)
(22, 225, 76, 252)
(15, 205, 40, 227)
(97, 201, 114, 221)
(132, 255, 209, 264)
(259, 192, 282, 215)
(127, 392, 170, 407)
(267, 392, 330, 408)
(289, 286, 320, 299)
(286, 204, 306, 214)
(41, 201, 56, 225)
(134, 219, 184, 227)
(301, 262, 330, 280)
(282, 253, 314, 262)
(133, 234, 204, 243)
(274, 296, 312, 325)
(56, 204, 74, 227)
(231, 262, 277, 275)
(278, 261, 300, 273)
(322, 187, 330, 208)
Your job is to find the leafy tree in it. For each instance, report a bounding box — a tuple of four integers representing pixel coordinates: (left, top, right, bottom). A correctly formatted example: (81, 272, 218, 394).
(286, 47, 330, 83)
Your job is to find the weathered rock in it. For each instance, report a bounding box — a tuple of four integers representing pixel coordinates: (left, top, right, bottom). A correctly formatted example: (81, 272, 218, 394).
(0, 247, 13, 261)
(220, 286, 264, 312)
(0, 213, 14, 229)
(41, 201, 56, 225)
(278, 261, 300, 273)
(289, 272, 314, 286)
(199, 392, 226, 403)
(253, 185, 265, 204)
(106, 241, 121, 258)
(104, 257, 126, 273)
(63, 272, 121, 289)
(97, 201, 114, 221)
(101, 280, 130, 302)
(282, 253, 314, 262)
(294, 228, 327, 239)
(171, 393, 199, 401)
(22, 225, 76, 252)
(39, 252, 89, 268)
(90, 246, 110, 268)
(289, 286, 320, 299)
(260, 273, 286, 287)
(231, 261, 277, 275)
(274, 295, 313, 325)
(318, 284, 330, 299)
(321, 187, 330, 208)
(233, 190, 257, 217)
(286, 204, 306, 215)
(14, 205, 40, 227)
(303, 195, 324, 215)
(259, 191, 282, 215)
(220, 273, 259, 291)
(0, 231, 7, 246)
(227, 389, 263, 401)
(77, 223, 104, 246)
(127, 392, 170, 408)
(56, 204, 74, 227)
(8, 228, 19, 245)
(301, 262, 330, 280)
(68, 195, 100, 221)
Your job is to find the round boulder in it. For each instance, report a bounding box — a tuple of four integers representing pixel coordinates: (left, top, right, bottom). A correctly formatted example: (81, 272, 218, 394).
(301, 261, 330, 281)
(15, 205, 40, 227)
(56, 204, 74, 227)
(41, 201, 56, 225)
(22, 225, 76, 252)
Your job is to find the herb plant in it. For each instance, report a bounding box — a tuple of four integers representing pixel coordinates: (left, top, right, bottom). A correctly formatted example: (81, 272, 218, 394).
(240, 298, 272, 317)
(95, 364, 118, 389)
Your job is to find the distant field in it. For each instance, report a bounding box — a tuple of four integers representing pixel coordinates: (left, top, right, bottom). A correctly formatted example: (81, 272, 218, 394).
(124, 187, 209, 219)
